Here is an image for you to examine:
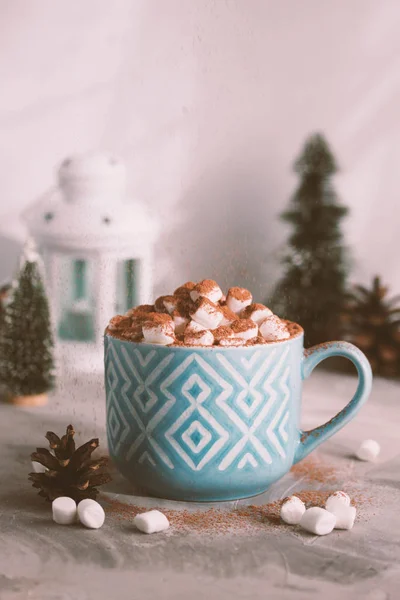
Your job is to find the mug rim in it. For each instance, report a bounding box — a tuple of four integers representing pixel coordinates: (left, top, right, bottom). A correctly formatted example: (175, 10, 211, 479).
(105, 325, 304, 353)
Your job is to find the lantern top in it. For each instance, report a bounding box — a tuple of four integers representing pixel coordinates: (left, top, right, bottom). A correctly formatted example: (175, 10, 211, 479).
(22, 153, 157, 252)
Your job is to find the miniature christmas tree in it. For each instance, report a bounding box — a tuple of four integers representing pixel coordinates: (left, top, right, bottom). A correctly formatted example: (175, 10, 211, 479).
(272, 133, 349, 346)
(0, 284, 9, 330)
(0, 243, 55, 403)
(342, 276, 400, 378)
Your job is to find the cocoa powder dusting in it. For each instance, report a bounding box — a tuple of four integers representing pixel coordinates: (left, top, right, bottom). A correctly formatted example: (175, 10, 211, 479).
(194, 279, 220, 295)
(290, 455, 338, 484)
(227, 287, 252, 301)
(231, 319, 257, 334)
(102, 488, 366, 536)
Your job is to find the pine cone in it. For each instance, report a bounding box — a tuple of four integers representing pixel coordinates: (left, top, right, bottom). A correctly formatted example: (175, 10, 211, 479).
(28, 424, 112, 502)
(342, 276, 400, 378)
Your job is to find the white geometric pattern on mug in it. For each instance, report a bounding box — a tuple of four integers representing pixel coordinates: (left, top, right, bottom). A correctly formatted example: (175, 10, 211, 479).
(164, 356, 231, 471)
(106, 356, 130, 455)
(216, 347, 290, 471)
(109, 343, 176, 469)
(106, 344, 291, 472)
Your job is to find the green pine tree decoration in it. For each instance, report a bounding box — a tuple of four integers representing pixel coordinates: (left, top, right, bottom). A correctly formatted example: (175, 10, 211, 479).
(272, 133, 349, 347)
(0, 250, 55, 404)
(342, 276, 400, 378)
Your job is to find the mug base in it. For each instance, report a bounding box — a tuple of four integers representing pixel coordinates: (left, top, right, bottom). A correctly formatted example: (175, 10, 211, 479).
(111, 458, 279, 502)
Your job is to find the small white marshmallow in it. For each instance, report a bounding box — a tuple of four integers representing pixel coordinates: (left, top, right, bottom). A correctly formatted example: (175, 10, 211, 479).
(31, 461, 47, 473)
(162, 296, 179, 314)
(78, 499, 105, 529)
(356, 439, 380, 462)
(52, 496, 77, 525)
(219, 337, 246, 347)
(299, 507, 336, 536)
(190, 279, 223, 303)
(325, 491, 351, 512)
(259, 315, 290, 341)
(230, 319, 259, 341)
(190, 298, 223, 329)
(327, 502, 356, 530)
(185, 319, 207, 333)
(220, 305, 237, 325)
(280, 496, 305, 525)
(142, 314, 175, 346)
(133, 510, 170, 534)
(184, 329, 214, 347)
(241, 303, 273, 325)
(172, 311, 189, 334)
(226, 287, 253, 314)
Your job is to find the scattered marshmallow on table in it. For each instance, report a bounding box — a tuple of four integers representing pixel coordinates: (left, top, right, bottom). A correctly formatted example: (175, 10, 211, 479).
(52, 497, 77, 525)
(184, 329, 214, 347)
(190, 297, 223, 329)
(31, 460, 46, 473)
(280, 496, 305, 525)
(133, 510, 170, 534)
(226, 287, 253, 314)
(230, 318, 259, 341)
(259, 315, 290, 341)
(78, 499, 105, 529)
(299, 507, 336, 536)
(325, 491, 351, 512)
(328, 502, 356, 530)
(142, 313, 175, 345)
(356, 439, 380, 462)
(190, 279, 223, 303)
(241, 303, 273, 325)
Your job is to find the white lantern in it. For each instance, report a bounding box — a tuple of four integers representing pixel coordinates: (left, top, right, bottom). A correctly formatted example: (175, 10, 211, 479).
(22, 153, 157, 373)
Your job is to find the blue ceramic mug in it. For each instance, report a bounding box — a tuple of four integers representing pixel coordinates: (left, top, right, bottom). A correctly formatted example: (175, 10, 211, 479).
(104, 329, 372, 501)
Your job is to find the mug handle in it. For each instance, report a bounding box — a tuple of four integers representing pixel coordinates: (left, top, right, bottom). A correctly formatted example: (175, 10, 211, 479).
(294, 341, 373, 464)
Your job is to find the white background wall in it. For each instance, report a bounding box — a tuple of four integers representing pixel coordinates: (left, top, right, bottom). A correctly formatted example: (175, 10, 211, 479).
(0, 0, 399, 300)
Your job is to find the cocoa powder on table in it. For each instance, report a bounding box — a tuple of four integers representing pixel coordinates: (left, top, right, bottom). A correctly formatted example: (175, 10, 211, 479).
(102, 489, 366, 535)
(102, 455, 371, 535)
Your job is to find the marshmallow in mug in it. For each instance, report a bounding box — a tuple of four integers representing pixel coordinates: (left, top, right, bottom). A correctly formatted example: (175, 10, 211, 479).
(230, 319, 259, 341)
(171, 310, 189, 334)
(241, 303, 273, 325)
(174, 281, 196, 297)
(154, 295, 178, 314)
(185, 319, 207, 333)
(190, 297, 223, 329)
(142, 313, 175, 345)
(212, 325, 235, 343)
(190, 279, 223, 304)
(220, 305, 237, 326)
(184, 329, 214, 347)
(259, 315, 290, 341)
(219, 337, 246, 347)
(126, 305, 155, 323)
(108, 315, 132, 331)
(226, 287, 253, 314)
